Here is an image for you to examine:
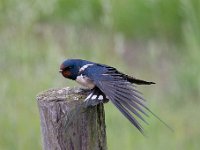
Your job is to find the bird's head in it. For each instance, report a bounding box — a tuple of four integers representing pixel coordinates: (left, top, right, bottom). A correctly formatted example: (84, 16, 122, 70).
(59, 59, 80, 80)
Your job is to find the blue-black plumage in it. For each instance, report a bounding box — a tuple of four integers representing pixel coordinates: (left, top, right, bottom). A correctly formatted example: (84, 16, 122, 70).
(59, 59, 171, 134)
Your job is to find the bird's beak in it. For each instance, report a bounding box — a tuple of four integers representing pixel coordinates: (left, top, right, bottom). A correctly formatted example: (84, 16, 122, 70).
(59, 70, 63, 73)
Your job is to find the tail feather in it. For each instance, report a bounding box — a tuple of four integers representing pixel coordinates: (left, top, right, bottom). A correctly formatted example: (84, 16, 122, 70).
(122, 74, 155, 85)
(84, 87, 108, 107)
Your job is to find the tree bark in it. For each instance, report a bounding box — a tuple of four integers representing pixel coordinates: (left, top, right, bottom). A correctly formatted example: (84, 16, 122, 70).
(37, 87, 107, 150)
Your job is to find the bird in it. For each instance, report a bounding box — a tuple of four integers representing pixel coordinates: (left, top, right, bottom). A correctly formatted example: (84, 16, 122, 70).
(59, 59, 171, 134)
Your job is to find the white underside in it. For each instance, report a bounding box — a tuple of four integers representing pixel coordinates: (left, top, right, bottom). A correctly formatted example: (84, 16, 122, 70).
(76, 74, 95, 89)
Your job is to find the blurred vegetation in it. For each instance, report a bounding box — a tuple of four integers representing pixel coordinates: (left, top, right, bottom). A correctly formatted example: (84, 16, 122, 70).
(0, 0, 200, 149)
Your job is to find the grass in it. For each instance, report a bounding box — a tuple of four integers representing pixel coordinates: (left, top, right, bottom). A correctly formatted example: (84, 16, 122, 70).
(0, 0, 200, 149)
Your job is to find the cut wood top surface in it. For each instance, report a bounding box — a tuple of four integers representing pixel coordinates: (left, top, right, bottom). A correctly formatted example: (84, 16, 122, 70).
(37, 87, 90, 102)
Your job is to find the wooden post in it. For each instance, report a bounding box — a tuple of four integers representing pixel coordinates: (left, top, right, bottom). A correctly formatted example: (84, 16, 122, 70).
(37, 87, 107, 150)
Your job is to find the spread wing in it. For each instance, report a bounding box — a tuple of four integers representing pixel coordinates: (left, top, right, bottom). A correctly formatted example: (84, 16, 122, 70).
(83, 64, 150, 134)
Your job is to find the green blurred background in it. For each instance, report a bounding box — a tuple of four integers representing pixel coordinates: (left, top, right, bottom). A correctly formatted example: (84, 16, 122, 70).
(0, 0, 200, 149)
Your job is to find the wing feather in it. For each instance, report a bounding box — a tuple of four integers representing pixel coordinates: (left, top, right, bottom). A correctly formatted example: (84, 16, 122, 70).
(83, 65, 152, 133)
(109, 90, 148, 124)
(109, 94, 144, 133)
(105, 83, 148, 116)
(96, 79, 147, 133)
(81, 64, 173, 133)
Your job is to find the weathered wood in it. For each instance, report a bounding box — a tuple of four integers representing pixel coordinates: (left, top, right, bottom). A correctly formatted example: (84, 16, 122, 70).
(37, 87, 107, 150)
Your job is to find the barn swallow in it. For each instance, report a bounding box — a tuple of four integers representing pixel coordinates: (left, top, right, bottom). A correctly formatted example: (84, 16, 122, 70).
(59, 59, 171, 134)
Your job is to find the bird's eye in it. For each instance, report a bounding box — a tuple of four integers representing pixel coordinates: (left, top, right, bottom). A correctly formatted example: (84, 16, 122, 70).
(67, 66, 73, 69)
